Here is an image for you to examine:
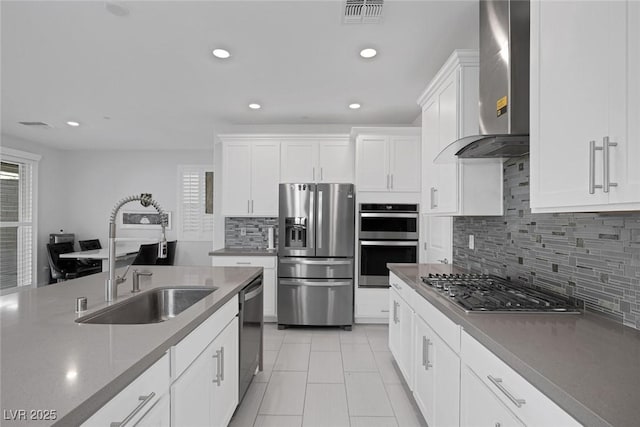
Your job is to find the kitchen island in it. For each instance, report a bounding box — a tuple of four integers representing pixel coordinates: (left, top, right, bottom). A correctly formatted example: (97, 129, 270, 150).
(0, 265, 261, 426)
(388, 263, 640, 427)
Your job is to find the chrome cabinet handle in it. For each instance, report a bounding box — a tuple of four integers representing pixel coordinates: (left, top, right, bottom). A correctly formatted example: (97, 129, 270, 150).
(391, 282, 402, 290)
(110, 392, 156, 427)
(386, 174, 390, 189)
(320, 167, 324, 181)
(313, 167, 316, 181)
(212, 348, 223, 386)
(422, 337, 432, 369)
(236, 261, 251, 265)
(251, 200, 254, 213)
(380, 309, 390, 313)
(392, 301, 399, 324)
(603, 136, 618, 193)
(487, 375, 526, 408)
(247, 200, 251, 214)
(390, 174, 394, 189)
(430, 187, 438, 209)
(220, 346, 225, 382)
(589, 140, 603, 194)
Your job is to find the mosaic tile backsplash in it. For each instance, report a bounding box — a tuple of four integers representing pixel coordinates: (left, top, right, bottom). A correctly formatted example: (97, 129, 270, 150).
(225, 217, 278, 250)
(453, 156, 640, 330)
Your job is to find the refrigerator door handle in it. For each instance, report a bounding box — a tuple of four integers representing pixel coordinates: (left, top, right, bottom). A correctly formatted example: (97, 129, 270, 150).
(317, 189, 323, 250)
(280, 279, 352, 287)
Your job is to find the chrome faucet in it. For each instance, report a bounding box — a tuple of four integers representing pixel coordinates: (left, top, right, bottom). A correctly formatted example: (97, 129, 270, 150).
(106, 194, 167, 302)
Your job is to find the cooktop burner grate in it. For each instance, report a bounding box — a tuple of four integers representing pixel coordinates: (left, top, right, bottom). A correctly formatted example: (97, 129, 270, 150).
(420, 274, 581, 313)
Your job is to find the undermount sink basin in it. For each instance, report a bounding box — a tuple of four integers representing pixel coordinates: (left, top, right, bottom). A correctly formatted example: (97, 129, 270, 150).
(76, 287, 217, 324)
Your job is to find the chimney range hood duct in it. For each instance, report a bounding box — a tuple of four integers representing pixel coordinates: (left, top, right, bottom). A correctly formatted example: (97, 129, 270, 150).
(435, 0, 530, 163)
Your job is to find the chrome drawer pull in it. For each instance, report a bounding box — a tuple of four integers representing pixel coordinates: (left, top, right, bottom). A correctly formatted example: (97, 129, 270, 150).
(391, 282, 402, 290)
(236, 262, 252, 265)
(212, 349, 223, 386)
(423, 337, 432, 370)
(589, 140, 603, 194)
(110, 392, 156, 427)
(603, 136, 618, 193)
(487, 375, 526, 408)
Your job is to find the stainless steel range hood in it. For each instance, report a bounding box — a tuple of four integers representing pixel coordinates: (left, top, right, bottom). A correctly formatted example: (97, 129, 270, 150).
(435, 0, 530, 163)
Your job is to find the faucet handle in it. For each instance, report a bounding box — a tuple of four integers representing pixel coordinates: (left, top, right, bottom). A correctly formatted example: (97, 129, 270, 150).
(132, 270, 153, 293)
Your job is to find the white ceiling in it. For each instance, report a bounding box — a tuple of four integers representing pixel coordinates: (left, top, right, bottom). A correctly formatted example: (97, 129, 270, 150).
(1, 1, 479, 150)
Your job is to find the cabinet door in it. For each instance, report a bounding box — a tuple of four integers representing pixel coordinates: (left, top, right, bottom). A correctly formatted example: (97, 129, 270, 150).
(460, 365, 524, 427)
(251, 142, 280, 216)
(389, 136, 421, 192)
(414, 317, 460, 427)
(318, 139, 354, 183)
(531, 0, 613, 210)
(210, 318, 239, 427)
(222, 142, 252, 215)
(356, 136, 389, 191)
(388, 288, 402, 365)
(421, 215, 452, 265)
(421, 98, 440, 214)
(434, 74, 460, 213)
(281, 141, 317, 183)
(610, 1, 640, 204)
(171, 344, 213, 426)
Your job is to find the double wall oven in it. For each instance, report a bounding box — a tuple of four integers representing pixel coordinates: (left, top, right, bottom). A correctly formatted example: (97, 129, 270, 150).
(358, 204, 419, 288)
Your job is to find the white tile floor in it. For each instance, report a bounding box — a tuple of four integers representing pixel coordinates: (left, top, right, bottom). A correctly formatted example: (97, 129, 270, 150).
(229, 324, 427, 427)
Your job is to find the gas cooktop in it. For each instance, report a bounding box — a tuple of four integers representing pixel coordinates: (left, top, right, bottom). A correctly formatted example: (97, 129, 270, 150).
(420, 274, 582, 314)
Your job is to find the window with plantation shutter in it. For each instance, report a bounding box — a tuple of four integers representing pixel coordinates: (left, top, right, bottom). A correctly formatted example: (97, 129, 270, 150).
(178, 165, 214, 241)
(0, 147, 40, 290)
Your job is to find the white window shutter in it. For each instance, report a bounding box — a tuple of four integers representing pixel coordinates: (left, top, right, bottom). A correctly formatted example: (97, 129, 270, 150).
(178, 165, 213, 241)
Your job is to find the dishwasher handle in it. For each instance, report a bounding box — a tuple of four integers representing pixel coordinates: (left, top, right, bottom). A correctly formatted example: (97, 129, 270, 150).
(241, 277, 263, 302)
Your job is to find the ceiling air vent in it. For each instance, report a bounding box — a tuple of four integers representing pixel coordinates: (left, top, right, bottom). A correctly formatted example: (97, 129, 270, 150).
(344, 0, 383, 24)
(19, 121, 50, 128)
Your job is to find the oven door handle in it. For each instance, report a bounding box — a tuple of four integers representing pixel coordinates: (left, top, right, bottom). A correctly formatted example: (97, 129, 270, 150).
(359, 212, 419, 218)
(359, 241, 419, 247)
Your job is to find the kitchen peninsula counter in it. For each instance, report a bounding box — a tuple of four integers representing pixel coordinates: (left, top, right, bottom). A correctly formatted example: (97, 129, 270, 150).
(387, 263, 640, 427)
(0, 265, 261, 426)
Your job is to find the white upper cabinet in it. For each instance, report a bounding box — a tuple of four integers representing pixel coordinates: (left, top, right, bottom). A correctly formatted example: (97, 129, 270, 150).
(530, 0, 640, 213)
(417, 50, 503, 216)
(220, 136, 280, 216)
(354, 128, 421, 193)
(280, 136, 353, 183)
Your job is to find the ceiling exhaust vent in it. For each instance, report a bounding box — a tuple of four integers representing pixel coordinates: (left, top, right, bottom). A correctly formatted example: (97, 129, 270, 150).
(344, 0, 383, 24)
(19, 121, 50, 128)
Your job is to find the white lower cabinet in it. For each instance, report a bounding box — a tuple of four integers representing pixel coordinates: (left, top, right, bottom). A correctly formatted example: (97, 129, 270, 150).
(211, 256, 277, 321)
(461, 331, 580, 427)
(355, 287, 389, 322)
(460, 364, 524, 427)
(81, 353, 170, 427)
(413, 315, 460, 427)
(171, 295, 239, 427)
(388, 276, 415, 389)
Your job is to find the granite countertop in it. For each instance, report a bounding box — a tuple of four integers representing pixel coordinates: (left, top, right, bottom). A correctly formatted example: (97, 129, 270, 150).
(387, 263, 640, 427)
(0, 265, 261, 427)
(209, 248, 277, 257)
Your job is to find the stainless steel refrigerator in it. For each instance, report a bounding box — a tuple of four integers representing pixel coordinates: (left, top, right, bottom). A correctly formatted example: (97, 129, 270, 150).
(277, 183, 355, 330)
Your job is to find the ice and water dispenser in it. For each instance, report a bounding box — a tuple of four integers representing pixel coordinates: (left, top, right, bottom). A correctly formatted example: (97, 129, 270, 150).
(284, 217, 307, 248)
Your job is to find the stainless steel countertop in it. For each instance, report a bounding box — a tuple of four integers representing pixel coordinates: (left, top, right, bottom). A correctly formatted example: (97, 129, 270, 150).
(209, 248, 277, 257)
(387, 263, 640, 427)
(0, 265, 261, 426)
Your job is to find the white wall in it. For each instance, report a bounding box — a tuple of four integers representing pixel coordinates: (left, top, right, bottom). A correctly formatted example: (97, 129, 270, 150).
(1, 134, 214, 285)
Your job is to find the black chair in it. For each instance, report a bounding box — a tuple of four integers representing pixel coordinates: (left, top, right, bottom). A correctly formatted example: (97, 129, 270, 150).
(46, 242, 101, 283)
(155, 241, 177, 266)
(78, 239, 101, 250)
(131, 243, 159, 265)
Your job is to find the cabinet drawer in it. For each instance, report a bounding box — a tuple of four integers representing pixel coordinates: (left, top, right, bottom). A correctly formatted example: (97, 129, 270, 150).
(389, 272, 415, 305)
(413, 295, 460, 354)
(83, 353, 170, 426)
(461, 331, 580, 426)
(356, 288, 390, 318)
(211, 256, 276, 269)
(172, 295, 238, 379)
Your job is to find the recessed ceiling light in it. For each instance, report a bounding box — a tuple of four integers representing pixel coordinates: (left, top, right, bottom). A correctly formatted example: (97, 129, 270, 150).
(249, 103, 261, 110)
(66, 121, 80, 127)
(360, 48, 377, 59)
(349, 103, 361, 110)
(212, 49, 231, 59)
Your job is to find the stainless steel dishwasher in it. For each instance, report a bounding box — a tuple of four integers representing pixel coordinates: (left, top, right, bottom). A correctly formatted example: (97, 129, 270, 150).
(238, 276, 263, 402)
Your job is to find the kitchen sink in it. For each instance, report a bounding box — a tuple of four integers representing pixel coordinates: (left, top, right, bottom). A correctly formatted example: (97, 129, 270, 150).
(76, 287, 217, 324)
